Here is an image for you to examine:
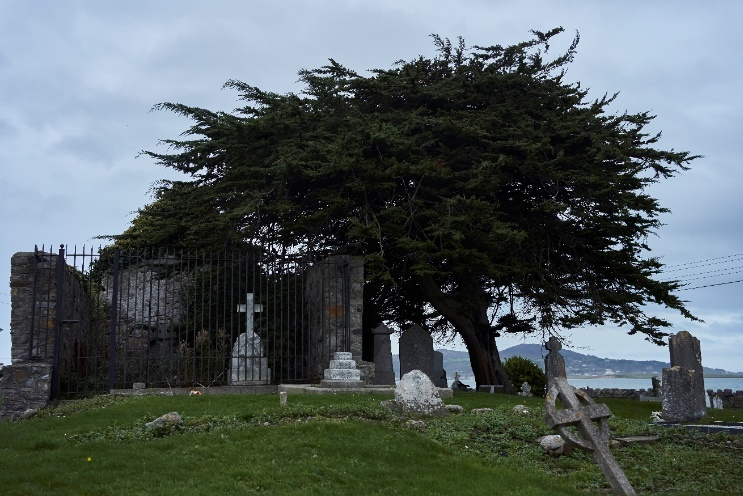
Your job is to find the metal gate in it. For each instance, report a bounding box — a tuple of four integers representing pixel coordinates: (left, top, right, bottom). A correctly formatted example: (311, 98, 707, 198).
(27, 245, 355, 399)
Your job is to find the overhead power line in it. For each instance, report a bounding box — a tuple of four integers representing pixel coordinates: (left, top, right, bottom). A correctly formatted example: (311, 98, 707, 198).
(678, 278, 743, 291)
(670, 268, 743, 284)
(663, 253, 743, 269)
(662, 256, 743, 274)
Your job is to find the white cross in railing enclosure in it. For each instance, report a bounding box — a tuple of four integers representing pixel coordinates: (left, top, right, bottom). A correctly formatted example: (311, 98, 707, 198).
(236, 293, 263, 334)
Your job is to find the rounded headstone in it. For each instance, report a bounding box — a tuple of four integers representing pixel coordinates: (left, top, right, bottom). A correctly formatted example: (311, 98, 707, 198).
(395, 370, 449, 416)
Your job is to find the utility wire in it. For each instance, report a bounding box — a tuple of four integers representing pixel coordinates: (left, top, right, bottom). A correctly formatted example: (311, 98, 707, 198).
(678, 278, 743, 291)
(678, 271, 743, 284)
(667, 265, 743, 279)
(662, 256, 743, 274)
(668, 268, 743, 284)
(663, 253, 743, 270)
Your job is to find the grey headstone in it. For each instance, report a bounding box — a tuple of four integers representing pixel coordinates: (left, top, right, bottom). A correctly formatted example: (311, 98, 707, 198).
(544, 337, 566, 392)
(662, 366, 706, 421)
(669, 331, 702, 370)
(371, 324, 395, 385)
(518, 382, 533, 397)
(661, 331, 706, 421)
(651, 376, 661, 397)
(394, 370, 449, 416)
(399, 324, 434, 381)
(433, 351, 447, 387)
(712, 395, 723, 410)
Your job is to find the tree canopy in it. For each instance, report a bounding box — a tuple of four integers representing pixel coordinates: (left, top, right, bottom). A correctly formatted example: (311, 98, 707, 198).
(118, 28, 699, 389)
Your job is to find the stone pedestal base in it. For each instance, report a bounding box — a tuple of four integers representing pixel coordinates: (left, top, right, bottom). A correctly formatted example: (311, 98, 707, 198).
(319, 352, 364, 388)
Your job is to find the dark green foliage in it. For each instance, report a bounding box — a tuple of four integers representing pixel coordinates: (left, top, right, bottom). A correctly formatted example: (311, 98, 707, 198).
(113, 28, 698, 388)
(503, 356, 547, 396)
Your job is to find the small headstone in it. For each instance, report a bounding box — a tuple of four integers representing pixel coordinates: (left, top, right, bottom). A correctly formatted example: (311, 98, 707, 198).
(399, 324, 434, 382)
(433, 351, 447, 388)
(279, 391, 287, 407)
(394, 370, 449, 416)
(661, 331, 706, 421)
(371, 324, 395, 385)
(446, 404, 464, 414)
(518, 382, 533, 397)
(712, 395, 723, 410)
(513, 404, 530, 415)
(651, 376, 661, 397)
(451, 371, 472, 391)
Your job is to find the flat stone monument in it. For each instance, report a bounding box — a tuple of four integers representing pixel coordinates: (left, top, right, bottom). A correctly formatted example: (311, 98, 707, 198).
(662, 331, 706, 421)
(544, 337, 636, 496)
(399, 324, 434, 382)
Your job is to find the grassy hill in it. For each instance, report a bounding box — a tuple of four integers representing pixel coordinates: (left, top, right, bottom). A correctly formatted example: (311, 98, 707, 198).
(1, 392, 741, 494)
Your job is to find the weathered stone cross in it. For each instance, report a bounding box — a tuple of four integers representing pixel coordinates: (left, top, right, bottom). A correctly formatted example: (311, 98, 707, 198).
(544, 337, 636, 496)
(236, 293, 263, 334)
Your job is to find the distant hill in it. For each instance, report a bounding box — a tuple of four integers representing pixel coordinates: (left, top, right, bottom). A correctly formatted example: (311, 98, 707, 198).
(392, 343, 742, 379)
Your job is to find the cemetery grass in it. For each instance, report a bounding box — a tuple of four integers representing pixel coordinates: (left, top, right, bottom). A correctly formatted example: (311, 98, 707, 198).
(0, 394, 740, 495)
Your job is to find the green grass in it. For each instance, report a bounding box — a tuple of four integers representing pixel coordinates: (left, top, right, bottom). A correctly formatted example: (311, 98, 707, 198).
(0, 392, 741, 495)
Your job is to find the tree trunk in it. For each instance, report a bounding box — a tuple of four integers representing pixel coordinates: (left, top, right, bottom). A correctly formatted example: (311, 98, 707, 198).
(416, 276, 513, 393)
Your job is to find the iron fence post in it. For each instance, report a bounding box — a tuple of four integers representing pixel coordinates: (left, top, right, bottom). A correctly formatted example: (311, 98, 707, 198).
(50, 245, 65, 401)
(108, 249, 120, 391)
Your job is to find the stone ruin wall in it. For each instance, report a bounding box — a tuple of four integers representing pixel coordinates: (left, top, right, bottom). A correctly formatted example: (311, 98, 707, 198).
(100, 258, 187, 358)
(578, 387, 658, 399)
(304, 255, 365, 380)
(2, 251, 96, 419)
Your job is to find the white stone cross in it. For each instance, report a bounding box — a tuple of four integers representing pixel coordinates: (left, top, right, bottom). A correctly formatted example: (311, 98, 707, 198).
(236, 293, 263, 334)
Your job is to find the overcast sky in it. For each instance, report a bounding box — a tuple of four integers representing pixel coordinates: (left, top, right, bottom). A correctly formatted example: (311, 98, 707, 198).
(1, 1, 741, 372)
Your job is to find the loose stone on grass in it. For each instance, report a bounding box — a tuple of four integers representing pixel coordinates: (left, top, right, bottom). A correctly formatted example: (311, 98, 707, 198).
(471, 408, 493, 414)
(145, 412, 183, 432)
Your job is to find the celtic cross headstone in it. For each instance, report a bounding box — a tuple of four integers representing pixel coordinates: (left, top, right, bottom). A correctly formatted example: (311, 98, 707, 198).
(543, 337, 636, 496)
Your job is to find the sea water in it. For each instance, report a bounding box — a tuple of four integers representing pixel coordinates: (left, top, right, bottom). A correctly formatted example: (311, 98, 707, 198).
(458, 377, 743, 391)
(567, 377, 743, 391)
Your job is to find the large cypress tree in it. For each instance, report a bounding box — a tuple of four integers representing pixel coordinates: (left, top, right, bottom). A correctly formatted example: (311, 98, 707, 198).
(122, 28, 698, 390)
